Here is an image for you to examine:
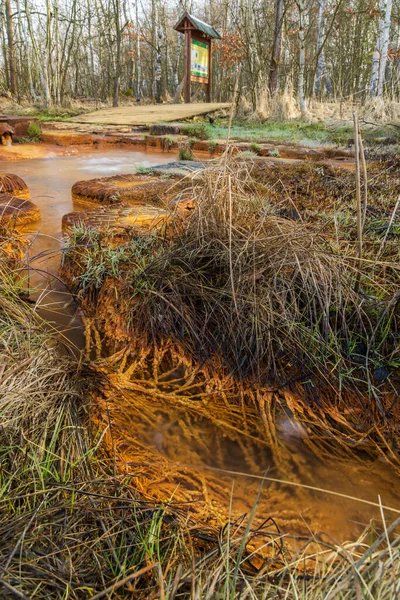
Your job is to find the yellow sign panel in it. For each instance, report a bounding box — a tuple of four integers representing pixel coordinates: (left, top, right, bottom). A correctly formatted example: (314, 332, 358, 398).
(191, 39, 209, 78)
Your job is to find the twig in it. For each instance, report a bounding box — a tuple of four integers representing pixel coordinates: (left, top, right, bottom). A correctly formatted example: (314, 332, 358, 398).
(353, 112, 363, 293)
(375, 194, 400, 263)
(358, 130, 368, 229)
(228, 174, 239, 315)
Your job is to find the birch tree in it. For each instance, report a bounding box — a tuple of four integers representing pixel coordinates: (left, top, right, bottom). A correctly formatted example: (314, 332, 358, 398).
(268, 0, 284, 95)
(315, 0, 332, 97)
(296, 0, 307, 115)
(135, 1, 141, 101)
(16, 0, 36, 100)
(377, 0, 393, 96)
(5, 0, 17, 95)
(24, 0, 51, 106)
(153, 1, 162, 102)
(370, 0, 393, 96)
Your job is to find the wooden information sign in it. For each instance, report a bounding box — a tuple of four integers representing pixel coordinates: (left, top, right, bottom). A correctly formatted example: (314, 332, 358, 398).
(174, 12, 221, 103)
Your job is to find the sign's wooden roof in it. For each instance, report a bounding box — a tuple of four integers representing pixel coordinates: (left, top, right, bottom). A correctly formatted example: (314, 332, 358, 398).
(174, 12, 221, 39)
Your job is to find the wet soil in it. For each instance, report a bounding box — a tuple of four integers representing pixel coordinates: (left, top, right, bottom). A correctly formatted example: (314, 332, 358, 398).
(2, 147, 399, 551)
(92, 357, 400, 549)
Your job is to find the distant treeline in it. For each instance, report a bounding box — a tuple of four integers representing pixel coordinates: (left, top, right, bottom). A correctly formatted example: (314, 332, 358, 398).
(0, 0, 399, 111)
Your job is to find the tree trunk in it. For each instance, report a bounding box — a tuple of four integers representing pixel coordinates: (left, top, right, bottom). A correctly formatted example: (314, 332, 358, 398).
(370, 0, 393, 96)
(173, 32, 181, 91)
(5, 0, 17, 95)
(53, 0, 61, 104)
(59, 0, 79, 103)
(297, 0, 307, 115)
(112, 0, 122, 107)
(377, 0, 393, 96)
(17, 0, 36, 101)
(315, 0, 332, 97)
(153, 2, 162, 102)
(136, 0, 141, 102)
(268, 0, 284, 95)
(25, 0, 51, 106)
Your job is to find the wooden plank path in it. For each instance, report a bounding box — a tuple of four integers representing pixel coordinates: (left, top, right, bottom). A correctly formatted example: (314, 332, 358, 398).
(70, 103, 231, 126)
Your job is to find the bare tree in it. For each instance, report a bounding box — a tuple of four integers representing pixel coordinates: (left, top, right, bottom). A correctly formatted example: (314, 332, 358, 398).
(315, 0, 332, 97)
(370, 0, 393, 96)
(1, 0, 398, 111)
(268, 0, 284, 95)
(5, 0, 17, 95)
(296, 0, 306, 114)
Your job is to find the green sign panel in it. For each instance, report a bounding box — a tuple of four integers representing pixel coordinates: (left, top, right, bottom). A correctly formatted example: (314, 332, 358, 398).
(191, 39, 209, 78)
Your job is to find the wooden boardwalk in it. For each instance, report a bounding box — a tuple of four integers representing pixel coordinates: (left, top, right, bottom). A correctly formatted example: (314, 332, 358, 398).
(71, 103, 230, 126)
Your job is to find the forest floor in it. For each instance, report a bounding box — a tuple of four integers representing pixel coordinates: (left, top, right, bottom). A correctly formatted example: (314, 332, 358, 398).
(1, 98, 400, 598)
(2, 97, 399, 152)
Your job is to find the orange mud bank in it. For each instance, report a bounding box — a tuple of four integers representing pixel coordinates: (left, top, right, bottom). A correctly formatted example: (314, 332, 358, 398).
(0, 173, 30, 198)
(71, 172, 186, 206)
(39, 122, 354, 163)
(0, 121, 355, 168)
(0, 194, 40, 226)
(62, 204, 171, 238)
(0, 142, 76, 161)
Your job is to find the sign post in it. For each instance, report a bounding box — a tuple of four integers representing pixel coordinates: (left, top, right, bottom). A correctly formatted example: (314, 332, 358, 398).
(174, 13, 221, 104)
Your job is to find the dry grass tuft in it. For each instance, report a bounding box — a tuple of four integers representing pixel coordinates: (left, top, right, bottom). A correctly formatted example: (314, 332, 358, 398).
(247, 86, 300, 122)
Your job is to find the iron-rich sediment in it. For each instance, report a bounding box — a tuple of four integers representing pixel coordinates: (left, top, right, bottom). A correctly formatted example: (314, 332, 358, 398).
(61, 157, 400, 467)
(0, 173, 30, 199)
(0, 193, 40, 226)
(71, 172, 185, 206)
(62, 204, 171, 239)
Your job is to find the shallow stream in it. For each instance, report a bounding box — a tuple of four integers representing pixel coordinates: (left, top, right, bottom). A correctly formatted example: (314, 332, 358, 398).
(0, 147, 175, 348)
(2, 146, 399, 548)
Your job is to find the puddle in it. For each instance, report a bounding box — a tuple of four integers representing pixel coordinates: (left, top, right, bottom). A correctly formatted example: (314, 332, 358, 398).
(93, 372, 400, 547)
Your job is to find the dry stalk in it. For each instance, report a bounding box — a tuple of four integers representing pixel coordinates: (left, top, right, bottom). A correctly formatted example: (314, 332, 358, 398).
(353, 112, 363, 293)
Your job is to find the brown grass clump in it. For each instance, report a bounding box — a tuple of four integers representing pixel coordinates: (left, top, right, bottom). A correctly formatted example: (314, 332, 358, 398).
(0, 259, 192, 599)
(1, 158, 399, 598)
(0, 173, 30, 198)
(7, 236, 399, 600)
(248, 86, 300, 121)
